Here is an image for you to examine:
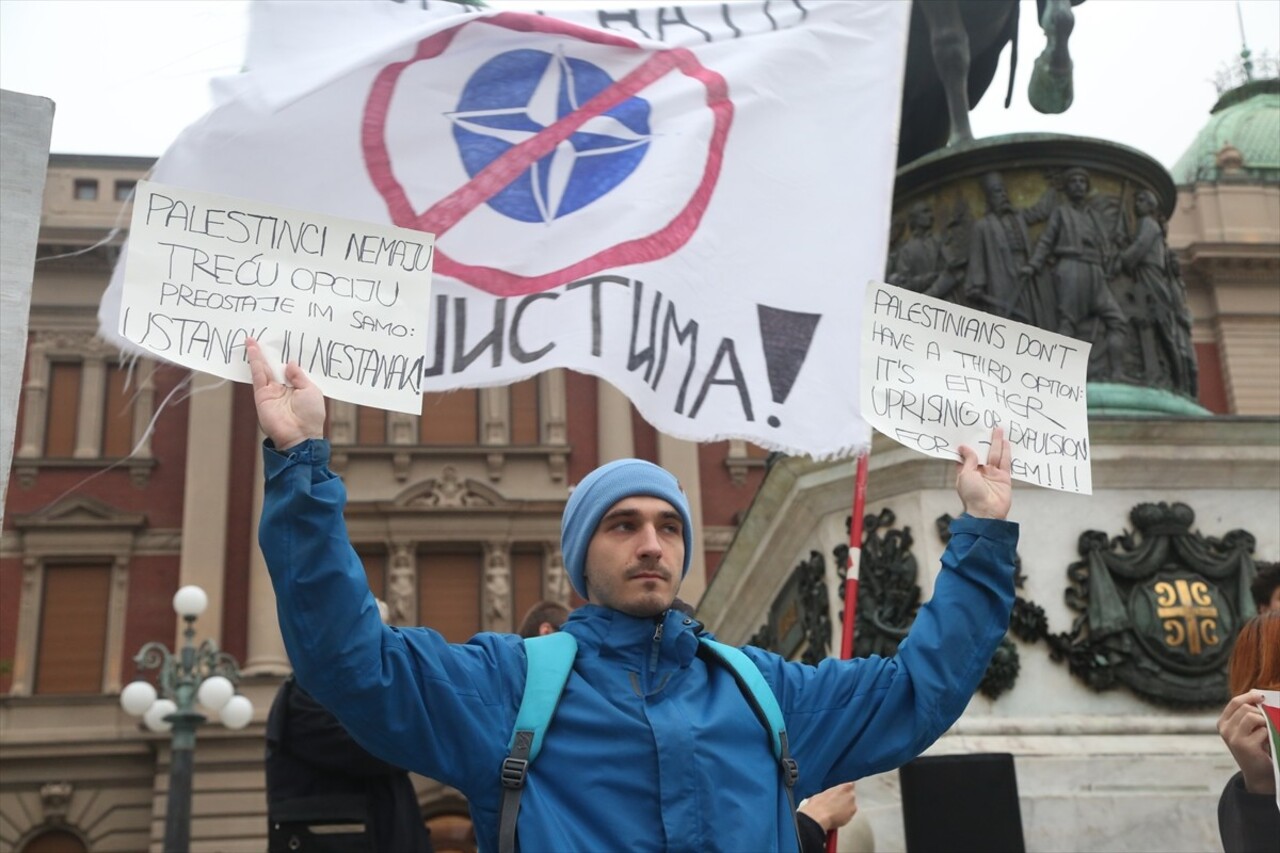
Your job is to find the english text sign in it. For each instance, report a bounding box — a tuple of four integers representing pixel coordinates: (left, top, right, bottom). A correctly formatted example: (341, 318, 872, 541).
(860, 282, 1093, 494)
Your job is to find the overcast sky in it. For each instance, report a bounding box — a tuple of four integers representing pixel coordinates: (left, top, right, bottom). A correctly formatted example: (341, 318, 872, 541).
(1, 0, 1277, 169)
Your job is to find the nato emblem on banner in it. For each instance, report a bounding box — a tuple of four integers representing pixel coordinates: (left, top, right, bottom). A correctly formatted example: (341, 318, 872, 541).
(450, 49, 651, 225)
(367, 12, 733, 297)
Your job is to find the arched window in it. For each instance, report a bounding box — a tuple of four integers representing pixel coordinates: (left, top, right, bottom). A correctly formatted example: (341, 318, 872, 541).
(21, 828, 88, 853)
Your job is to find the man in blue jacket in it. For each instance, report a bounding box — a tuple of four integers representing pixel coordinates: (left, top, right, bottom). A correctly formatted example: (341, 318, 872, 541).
(247, 339, 1017, 853)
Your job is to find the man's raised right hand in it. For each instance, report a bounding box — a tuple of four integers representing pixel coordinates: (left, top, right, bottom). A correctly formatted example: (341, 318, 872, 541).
(246, 337, 326, 451)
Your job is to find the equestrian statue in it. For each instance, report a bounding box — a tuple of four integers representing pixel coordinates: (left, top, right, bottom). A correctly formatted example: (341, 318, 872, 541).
(899, 0, 1084, 165)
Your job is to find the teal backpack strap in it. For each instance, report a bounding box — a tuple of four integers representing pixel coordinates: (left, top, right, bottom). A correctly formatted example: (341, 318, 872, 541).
(698, 638, 786, 758)
(698, 637, 804, 852)
(498, 631, 578, 853)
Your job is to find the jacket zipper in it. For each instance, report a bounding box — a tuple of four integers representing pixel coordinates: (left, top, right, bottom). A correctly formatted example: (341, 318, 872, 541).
(647, 616, 665, 685)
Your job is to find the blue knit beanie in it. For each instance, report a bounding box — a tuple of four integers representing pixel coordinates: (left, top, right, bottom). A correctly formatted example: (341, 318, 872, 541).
(561, 458, 693, 600)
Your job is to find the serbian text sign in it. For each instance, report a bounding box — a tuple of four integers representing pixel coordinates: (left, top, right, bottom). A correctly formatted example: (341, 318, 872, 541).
(860, 282, 1093, 494)
(120, 180, 434, 414)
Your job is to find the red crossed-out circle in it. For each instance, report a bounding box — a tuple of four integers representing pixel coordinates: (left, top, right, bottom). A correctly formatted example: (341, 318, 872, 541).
(362, 12, 733, 297)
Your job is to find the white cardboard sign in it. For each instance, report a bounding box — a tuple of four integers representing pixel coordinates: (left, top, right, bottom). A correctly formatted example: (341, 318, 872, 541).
(861, 282, 1093, 494)
(120, 180, 434, 414)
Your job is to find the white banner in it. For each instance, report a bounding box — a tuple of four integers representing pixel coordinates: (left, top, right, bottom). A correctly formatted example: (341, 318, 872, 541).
(99, 0, 910, 459)
(120, 180, 434, 414)
(861, 282, 1093, 494)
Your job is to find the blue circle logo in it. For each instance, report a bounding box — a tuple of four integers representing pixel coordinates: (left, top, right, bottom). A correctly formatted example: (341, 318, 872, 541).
(450, 49, 652, 223)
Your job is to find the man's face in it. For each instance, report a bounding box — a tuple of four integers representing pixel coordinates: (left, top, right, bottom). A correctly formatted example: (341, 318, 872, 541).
(985, 181, 1010, 213)
(584, 496, 685, 617)
(1066, 173, 1088, 201)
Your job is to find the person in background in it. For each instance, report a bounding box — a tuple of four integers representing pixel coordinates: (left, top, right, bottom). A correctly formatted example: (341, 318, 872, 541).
(797, 781, 859, 853)
(1217, 611, 1280, 853)
(1251, 562, 1280, 614)
(517, 600, 570, 639)
(266, 600, 434, 853)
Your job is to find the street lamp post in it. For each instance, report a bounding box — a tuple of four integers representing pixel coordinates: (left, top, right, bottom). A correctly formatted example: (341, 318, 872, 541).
(120, 586, 253, 853)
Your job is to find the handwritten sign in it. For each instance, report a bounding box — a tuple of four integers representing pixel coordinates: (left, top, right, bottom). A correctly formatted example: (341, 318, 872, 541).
(860, 282, 1093, 494)
(119, 180, 434, 414)
(1259, 690, 1280, 811)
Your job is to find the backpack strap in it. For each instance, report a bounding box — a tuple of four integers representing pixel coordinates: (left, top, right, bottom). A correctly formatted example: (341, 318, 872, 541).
(698, 637, 804, 853)
(498, 631, 578, 853)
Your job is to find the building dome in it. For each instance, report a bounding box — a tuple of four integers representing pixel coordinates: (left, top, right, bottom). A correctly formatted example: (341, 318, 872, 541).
(1171, 77, 1279, 185)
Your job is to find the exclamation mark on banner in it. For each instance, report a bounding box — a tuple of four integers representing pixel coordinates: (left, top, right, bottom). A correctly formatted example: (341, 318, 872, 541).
(756, 304, 821, 428)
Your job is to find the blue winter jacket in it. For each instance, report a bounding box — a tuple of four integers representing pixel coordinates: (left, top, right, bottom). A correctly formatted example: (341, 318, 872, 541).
(259, 440, 1018, 853)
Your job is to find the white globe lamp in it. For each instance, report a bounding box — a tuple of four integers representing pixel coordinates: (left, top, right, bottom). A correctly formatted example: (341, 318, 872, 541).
(120, 680, 157, 716)
(172, 586, 208, 618)
(196, 675, 234, 711)
(144, 698, 178, 733)
(219, 695, 254, 730)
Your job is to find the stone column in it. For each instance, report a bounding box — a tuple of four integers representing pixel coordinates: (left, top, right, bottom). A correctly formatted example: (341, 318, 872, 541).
(242, 437, 289, 675)
(175, 375, 232, 649)
(542, 369, 569, 482)
(657, 434, 707, 605)
(73, 355, 106, 458)
(541, 370, 568, 446)
(480, 387, 509, 445)
(596, 379, 634, 464)
(8, 557, 41, 695)
(16, 344, 47, 458)
(328, 400, 356, 444)
(130, 360, 156, 458)
(104, 555, 130, 693)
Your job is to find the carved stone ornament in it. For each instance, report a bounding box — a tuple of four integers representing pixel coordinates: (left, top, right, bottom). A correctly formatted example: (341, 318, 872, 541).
(406, 467, 495, 508)
(978, 636, 1021, 700)
(889, 135, 1198, 405)
(830, 511, 1030, 700)
(386, 542, 417, 626)
(1033, 502, 1256, 707)
(483, 541, 512, 631)
(749, 550, 831, 665)
(956, 503, 1264, 707)
(543, 547, 570, 606)
(835, 509, 922, 660)
(40, 781, 73, 824)
(927, 504, 1258, 706)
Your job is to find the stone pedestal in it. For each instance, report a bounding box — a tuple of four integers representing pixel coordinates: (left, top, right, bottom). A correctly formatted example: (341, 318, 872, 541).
(700, 417, 1279, 852)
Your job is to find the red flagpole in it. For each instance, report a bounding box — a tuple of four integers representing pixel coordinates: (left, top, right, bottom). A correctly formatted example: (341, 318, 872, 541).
(839, 452, 869, 659)
(827, 451, 869, 853)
